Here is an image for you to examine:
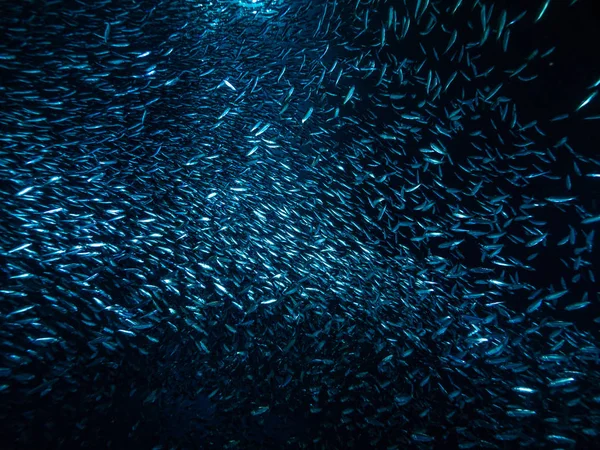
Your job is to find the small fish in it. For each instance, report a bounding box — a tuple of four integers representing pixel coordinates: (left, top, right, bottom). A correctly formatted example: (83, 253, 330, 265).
(104, 22, 111, 42)
(343, 85, 355, 105)
(577, 91, 597, 111)
(535, 0, 551, 23)
(301, 106, 314, 123)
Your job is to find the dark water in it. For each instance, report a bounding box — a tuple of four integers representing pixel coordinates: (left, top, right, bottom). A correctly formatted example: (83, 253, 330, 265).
(1, 0, 599, 448)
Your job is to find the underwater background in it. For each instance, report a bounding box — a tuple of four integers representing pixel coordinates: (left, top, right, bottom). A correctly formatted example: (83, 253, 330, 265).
(1, 0, 599, 448)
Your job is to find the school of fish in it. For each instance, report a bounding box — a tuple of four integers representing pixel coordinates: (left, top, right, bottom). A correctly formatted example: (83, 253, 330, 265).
(1, 0, 599, 448)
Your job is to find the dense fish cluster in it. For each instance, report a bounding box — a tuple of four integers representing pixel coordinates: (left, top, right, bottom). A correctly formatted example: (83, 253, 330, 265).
(1, 0, 599, 448)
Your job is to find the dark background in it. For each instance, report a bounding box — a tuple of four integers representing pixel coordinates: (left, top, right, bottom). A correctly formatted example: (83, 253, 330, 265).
(1, 0, 599, 448)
